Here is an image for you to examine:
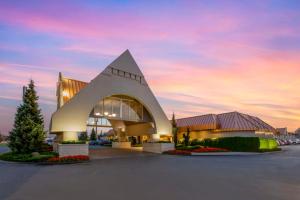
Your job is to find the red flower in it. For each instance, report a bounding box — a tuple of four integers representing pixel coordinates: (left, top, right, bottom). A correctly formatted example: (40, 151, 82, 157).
(47, 155, 89, 162)
(191, 147, 228, 153)
(164, 150, 191, 155)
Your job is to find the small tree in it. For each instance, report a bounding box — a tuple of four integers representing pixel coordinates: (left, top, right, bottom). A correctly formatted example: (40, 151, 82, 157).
(90, 128, 97, 141)
(78, 132, 88, 141)
(183, 127, 190, 146)
(171, 113, 178, 147)
(9, 80, 45, 153)
(0, 132, 3, 143)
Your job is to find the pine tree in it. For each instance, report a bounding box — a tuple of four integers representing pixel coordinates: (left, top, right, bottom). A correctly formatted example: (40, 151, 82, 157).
(9, 80, 45, 153)
(183, 127, 190, 147)
(90, 128, 97, 141)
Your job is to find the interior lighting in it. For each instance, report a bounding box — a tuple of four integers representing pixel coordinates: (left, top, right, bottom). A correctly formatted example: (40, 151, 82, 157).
(62, 91, 69, 97)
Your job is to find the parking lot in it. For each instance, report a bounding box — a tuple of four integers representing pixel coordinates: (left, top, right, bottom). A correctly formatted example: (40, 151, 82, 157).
(1, 145, 300, 200)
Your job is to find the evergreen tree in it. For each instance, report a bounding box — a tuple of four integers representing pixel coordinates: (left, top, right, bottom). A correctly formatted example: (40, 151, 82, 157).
(183, 127, 190, 147)
(0, 132, 3, 143)
(78, 132, 88, 141)
(90, 128, 97, 141)
(171, 113, 178, 147)
(9, 80, 45, 153)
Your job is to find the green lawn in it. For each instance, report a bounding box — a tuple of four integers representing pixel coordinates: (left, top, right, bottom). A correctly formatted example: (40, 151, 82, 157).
(0, 143, 8, 147)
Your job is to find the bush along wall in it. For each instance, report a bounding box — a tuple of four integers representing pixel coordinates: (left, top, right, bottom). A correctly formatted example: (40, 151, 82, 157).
(259, 138, 278, 150)
(192, 137, 278, 152)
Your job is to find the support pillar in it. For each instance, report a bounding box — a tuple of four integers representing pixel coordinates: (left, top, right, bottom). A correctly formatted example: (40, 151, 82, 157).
(63, 131, 78, 141)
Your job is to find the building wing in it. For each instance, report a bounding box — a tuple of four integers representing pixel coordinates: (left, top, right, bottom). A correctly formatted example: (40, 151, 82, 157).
(176, 111, 275, 133)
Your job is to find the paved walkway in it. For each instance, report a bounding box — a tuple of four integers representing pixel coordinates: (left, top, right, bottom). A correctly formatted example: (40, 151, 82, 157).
(1, 145, 300, 200)
(89, 146, 153, 159)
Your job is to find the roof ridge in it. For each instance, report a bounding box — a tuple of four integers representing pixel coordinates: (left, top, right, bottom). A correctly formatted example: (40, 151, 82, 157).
(217, 111, 239, 116)
(176, 113, 216, 120)
(236, 112, 261, 129)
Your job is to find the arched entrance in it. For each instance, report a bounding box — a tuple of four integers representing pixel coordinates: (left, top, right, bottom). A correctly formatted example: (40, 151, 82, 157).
(86, 95, 156, 146)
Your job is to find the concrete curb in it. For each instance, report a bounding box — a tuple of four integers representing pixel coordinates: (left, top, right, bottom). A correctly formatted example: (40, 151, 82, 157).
(190, 150, 282, 156)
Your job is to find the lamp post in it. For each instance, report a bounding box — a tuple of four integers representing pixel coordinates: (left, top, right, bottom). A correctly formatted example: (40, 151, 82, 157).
(95, 112, 101, 137)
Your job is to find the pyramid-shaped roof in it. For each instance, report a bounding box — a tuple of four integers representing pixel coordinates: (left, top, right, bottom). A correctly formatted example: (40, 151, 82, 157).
(106, 49, 144, 76)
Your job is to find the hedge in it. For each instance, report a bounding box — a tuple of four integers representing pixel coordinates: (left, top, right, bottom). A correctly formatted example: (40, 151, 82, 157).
(191, 137, 278, 152)
(0, 152, 57, 162)
(61, 141, 86, 144)
(259, 138, 278, 150)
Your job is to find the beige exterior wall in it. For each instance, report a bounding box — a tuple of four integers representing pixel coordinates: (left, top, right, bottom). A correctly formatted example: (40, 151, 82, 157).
(177, 130, 257, 141)
(177, 130, 275, 141)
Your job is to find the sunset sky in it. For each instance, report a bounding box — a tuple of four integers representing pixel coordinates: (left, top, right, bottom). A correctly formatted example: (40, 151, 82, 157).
(0, 0, 300, 135)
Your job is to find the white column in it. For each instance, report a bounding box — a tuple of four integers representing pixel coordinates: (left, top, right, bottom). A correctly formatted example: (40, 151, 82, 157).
(150, 134, 160, 142)
(63, 131, 78, 141)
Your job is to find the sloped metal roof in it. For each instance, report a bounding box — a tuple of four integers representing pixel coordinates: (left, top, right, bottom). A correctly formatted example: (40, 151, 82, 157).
(176, 111, 275, 133)
(177, 114, 218, 131)
(61, 77, 88, 104)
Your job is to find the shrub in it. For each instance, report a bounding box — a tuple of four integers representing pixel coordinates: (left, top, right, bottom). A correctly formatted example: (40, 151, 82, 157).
(40, 143, 53, 152)
(259, 138, 278, 150)
(0, 152, 57, 162)
(61, 141, 86, 144)
(78, 132, 88, 142)
(196, 137, 259, 152)
(176, 145, 200, 150)
(157, 141, 172, 143)
(190, 139, 202, 146)
(195, 137, 278, 152)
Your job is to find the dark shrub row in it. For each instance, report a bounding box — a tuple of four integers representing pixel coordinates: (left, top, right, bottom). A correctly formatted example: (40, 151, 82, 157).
(191, 137, 261, 152)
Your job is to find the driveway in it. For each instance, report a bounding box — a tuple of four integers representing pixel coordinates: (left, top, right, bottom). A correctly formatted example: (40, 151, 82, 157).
(1, 145, 300, 200)
(89, 146, 152, 159)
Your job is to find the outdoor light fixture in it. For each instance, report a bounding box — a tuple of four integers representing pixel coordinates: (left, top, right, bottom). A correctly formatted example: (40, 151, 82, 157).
(104, 112, 109, 116)
(62, 91, 69, 97)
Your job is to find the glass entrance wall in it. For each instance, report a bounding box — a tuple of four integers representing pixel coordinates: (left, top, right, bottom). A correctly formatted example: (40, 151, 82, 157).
(93, 96, 144, 122)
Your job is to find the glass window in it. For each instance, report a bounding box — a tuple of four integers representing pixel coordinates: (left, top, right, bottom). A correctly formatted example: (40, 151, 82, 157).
(112, 98, 121, 118)
(122, 100, 130, 119)
(104, 99, 111, 116)
(125, 72, 130, 78)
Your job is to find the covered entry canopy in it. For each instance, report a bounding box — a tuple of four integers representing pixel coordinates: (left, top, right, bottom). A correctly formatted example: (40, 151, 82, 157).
(50, 50, 171, 141)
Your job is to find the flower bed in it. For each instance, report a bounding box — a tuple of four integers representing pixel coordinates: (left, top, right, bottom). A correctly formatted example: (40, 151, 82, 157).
(163, 149, 191, 155)
(164, 147, 229, 155)
(46, 155, 89, 164)
(191, 147, 228, 153)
